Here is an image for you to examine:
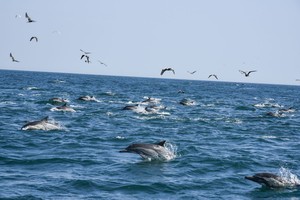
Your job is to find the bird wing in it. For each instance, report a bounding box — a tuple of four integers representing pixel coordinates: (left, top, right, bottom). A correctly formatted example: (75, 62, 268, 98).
(160, 69, 166, 75)
(171, 69, 175, 74)
(10, 53, 13, 58)
(239, 70, 246, 74)
(80, 49, 91, 54)
(80, 55, 85, 59)
(25, 12, 29, 19)
(214, 75, 218, 79)
(249, 70, 257, 74)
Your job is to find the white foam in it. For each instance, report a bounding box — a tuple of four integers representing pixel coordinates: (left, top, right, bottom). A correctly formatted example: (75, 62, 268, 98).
(279, 167, 300, 187)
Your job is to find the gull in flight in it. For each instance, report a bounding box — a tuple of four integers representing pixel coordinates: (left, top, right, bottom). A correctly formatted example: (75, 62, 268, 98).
(208, 74, 218, 80)
(10, 53, 20, 62)
(187, 71, 197, 75)
(25, 12, 36, 23)
(161, 68, 175, 75)
(239, 70, 257, 77)
(98, 60, 107, 67)
(30, 36, 38, 42)
(81, 54, 91, 63)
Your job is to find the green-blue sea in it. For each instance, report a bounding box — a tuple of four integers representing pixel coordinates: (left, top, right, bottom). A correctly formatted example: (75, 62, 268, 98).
(0, 70, 300, 199)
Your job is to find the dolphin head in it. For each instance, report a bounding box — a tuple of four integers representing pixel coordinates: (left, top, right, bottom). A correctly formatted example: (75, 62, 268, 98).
(245, 173, 285, 188)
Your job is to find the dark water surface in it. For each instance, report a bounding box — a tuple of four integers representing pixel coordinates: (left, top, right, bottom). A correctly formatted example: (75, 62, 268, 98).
(0, 70, 299, 199)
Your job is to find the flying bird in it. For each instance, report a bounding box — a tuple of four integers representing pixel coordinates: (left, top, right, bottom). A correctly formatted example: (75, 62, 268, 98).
(208, 74, 218, 80)
(161, 68, 175, 76)
(25, 12, 36, 23)
(10, 53, 19, 62)
(98, 60, 107, 67)
(81, 54, 91, 63)
(187, 71, 197, 75)
(80, 49, 91, 54)
(30, 36, 38, 42)
(239, 70, 257, 77)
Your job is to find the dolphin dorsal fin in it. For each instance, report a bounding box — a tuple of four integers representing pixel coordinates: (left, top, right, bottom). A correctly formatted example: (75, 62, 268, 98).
(42, 116, 49, 122)
(156, 140, 166, 146)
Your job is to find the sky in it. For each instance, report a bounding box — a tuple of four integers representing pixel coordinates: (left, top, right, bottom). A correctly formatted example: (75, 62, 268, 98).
(1, 0, 300, 85)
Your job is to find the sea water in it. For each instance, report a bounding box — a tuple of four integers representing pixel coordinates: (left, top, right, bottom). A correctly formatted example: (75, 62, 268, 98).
(0, 70, 299, 199)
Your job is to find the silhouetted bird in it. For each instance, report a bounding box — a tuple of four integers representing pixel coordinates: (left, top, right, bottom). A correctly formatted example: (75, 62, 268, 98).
(30, 36, 38, 42)
(187, 71, 197, 74)
(25, 12, 36, 23)
(81, 55, 91, 63)
(98, 60, 107, 67)
(239, 70, 257, 77)
(208, 74, 218, 80)
(10, 53, 19, 62)
(161, 68, 175, 75)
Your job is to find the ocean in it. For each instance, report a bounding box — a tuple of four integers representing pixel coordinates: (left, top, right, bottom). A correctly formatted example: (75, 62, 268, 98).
(0, 70, 299, 199)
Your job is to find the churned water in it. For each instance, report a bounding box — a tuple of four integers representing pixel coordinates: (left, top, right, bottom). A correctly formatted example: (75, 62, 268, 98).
(0, 70, 299, 199)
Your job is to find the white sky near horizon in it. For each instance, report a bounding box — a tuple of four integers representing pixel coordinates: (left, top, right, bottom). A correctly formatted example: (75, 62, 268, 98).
(1, 0, 300, 85)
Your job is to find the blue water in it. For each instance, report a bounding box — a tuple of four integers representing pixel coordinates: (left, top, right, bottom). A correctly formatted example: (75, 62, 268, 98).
(0, 70, 300, 199)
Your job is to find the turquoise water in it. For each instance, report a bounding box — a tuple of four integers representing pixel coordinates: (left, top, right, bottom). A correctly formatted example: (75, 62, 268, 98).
(0, 70, 299, 199)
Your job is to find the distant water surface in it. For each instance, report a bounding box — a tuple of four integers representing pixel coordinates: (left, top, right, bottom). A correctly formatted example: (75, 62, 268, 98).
(0, 70, 300, 199)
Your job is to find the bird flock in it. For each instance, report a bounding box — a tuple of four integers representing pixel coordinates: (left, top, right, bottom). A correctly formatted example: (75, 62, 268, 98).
(160, 67, 257, 80)
(10, 12, 108, 67)
(8, 12, 300, 83)
(9, 12, 260, 81)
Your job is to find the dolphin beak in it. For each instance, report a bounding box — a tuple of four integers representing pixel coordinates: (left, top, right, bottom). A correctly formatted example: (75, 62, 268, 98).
(245, 176, 255, 181)
(119, 149, 128, 153)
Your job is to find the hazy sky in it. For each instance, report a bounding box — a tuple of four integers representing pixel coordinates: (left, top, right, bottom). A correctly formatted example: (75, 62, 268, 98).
(1, 0, 300, 85)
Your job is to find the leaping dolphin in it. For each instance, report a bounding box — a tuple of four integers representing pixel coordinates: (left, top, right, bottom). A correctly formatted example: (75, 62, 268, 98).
(120, 140, 175, 161)
(21, 116, 61, 131)
(245, 173, 300, 188)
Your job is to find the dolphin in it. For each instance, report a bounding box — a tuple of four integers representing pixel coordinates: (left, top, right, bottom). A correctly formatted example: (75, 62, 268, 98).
(49, 97, 69, 104)
(50, 103, 76, 112)
(180, 98, 195, 106)
(21, 116, 61, 131)
(122, 104, 140, 110)
(78, 95, 98, 102)
(245, 173, 300, 188)
(120, 140, 175, 161)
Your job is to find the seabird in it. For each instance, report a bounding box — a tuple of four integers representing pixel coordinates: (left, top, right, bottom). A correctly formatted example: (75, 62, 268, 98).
(187, 71, 197, 74)
(30, 36, 38, 42)
(208, 74, 218, 80)
(161, 68, 175, 76)
(239, 70, 257, 77)
(10, 53, 19, 62)
(98, 60, 107, 67)
(25, 12, 36, 23)
(81, 54, 91, 63)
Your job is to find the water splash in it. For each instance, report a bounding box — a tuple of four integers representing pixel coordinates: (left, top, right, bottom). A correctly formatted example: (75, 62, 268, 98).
(163, 142, 178, 161)
(279, 167, 300, 187)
